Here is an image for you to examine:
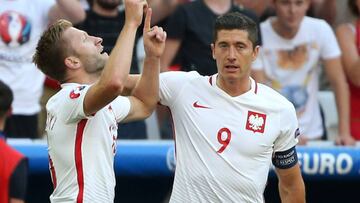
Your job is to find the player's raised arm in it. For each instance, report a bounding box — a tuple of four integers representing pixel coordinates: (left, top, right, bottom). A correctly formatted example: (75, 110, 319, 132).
(83, 0, 148, 116)
(124, 7, 167, 122)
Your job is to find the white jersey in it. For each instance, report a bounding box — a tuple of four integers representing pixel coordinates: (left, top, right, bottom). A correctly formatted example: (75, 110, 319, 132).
(252, 16, 341, 139)
(0, 0, 55, 114)
(159, 71, 299, 203)
(46, 83, 130, 203)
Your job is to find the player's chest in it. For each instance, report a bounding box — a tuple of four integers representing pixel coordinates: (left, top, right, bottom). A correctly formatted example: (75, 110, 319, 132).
(174, 90, 279, 153)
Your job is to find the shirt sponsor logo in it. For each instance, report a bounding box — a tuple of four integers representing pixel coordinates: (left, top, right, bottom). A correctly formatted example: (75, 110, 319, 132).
(246, 111, 266, 133)
(192, 101, 211, 109)
(70, 86, 85, 99)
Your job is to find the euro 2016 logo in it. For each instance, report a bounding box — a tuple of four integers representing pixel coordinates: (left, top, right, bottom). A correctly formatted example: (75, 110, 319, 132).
(0, 11, 31, 47)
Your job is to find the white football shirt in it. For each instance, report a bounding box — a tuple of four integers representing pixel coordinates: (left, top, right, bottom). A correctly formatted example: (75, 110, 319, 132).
(159, 71, 299, 203)
(46, 83, 130, 203)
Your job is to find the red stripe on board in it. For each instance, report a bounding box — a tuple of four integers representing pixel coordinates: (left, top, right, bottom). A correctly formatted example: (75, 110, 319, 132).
(48, 155, 57, 189)
(75, 119, 87, 203)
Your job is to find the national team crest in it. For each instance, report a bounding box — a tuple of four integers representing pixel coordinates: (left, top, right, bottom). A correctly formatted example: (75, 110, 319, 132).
(246, 111, 266, 133)
(69, 86, 86, 99)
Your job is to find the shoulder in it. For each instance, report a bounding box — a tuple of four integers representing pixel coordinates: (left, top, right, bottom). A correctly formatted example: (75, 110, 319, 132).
(160, 71, 202, 80)
(336, 22, 355, 36)
(47, 84, 88, 108)
(302, 16, 331, 30)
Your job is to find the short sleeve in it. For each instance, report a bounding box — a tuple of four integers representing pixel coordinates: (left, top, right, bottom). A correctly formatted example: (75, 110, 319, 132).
(110, 96, 131, 123)
(318, 20, 341, 59)
(55, 85, 92, 124)
(165, 6, 187, 40)
(273, 103, 299, 152)
(159, 71, 200, 106)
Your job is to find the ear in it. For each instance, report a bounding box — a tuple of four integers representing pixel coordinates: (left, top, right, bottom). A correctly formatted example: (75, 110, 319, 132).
(6, 107, 12, 118)
(252, 45, 260, 61)
(64, 56, 81, 70)
(211, 43, 216, 60)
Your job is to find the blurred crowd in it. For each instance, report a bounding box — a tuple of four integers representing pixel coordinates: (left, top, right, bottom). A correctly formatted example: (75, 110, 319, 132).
(2, 0, 360, 202)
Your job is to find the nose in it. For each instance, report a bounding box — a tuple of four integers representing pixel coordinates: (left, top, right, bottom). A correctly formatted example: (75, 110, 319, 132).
(227, 46, 236, 62)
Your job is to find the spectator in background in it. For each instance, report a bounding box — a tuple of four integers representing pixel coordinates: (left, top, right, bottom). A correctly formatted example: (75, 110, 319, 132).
(0, 0, 85, 139)
(75, 0, 177, 139)
(234, 0, 275, 22)
(0, 80, 28, 203)
(336, 0, 360, 140)
(32, 0, 166, 200)
(252, 0, 355, 145)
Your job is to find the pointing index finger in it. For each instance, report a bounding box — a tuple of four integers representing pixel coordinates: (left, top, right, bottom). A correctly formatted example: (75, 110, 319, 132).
(143, 7, 152, 32)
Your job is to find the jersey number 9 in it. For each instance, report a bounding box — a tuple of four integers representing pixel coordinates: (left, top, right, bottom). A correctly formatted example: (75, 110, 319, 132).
(217, 127, 231, 153)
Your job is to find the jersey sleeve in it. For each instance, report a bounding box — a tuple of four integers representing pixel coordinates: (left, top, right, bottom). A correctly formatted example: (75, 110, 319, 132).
(318, 20, 341, 59)
(58, 85, 93, 124)
(159, 71, 200, 106)
(273, 103, 299, 152)
(110, 96, 131, 123)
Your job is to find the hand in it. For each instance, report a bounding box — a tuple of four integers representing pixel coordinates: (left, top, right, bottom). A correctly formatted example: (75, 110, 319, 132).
(335, 134, 356, 146)
(124, 0, 148, 28)
(143, 8, 167, 58)
(297, 136, 308, 146)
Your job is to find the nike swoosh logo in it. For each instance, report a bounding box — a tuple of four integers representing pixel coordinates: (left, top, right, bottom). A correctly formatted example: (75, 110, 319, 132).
(193, 101, 211, 109)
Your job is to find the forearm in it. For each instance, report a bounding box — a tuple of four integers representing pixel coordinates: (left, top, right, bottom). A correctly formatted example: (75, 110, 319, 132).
(132, 56, 160, 112)
(347, 59, 360, 86)
(55, 0, 86, 23)
(279, 181, 305, 203)
(332, 80, 351, 136)
(99, 24, 138, 93)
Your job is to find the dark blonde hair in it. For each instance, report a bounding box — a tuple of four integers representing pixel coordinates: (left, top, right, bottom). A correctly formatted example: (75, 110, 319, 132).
(33, 19, 73, 83)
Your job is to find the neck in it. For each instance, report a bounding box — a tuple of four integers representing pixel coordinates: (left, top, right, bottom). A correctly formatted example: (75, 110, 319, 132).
(272, 18, 299, 39)
(217, 76, 251, 97)
(204, 0, 232, 15)
(65, 71, 101, 85)
(93, 3, 118, 17)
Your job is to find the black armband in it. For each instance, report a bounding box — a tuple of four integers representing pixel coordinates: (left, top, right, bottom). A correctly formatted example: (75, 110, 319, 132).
(272, 146, 298, 169)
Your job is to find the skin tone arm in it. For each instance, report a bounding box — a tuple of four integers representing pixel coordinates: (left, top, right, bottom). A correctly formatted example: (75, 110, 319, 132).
(336, 24, 360, 87)
(83, 0, 147, 116)
(48, 0, 86, 24)
(276, 163, 306, 203)
(124, 8, 167, 122)
(160, 38, 182, 72)
(323, 58, 356, 146)
(10, 199, 24, 203)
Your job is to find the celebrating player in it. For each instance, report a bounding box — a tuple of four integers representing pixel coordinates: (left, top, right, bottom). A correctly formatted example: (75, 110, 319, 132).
(32, 0, 166, 201)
